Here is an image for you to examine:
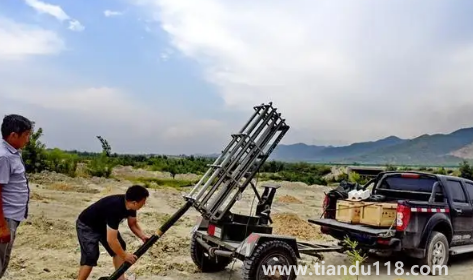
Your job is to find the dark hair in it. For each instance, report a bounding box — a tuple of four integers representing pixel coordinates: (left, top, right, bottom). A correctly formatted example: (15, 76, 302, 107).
(1, 114, 33, 139)
(125, 185, 149, 202)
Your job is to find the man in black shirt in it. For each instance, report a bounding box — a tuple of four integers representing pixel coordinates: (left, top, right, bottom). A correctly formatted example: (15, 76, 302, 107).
(76, 185, 150, 280)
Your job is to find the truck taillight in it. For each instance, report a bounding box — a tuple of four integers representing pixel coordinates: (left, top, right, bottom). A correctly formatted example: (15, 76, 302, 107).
(396, 204, 411, 231)
(207, 224, 216, 236)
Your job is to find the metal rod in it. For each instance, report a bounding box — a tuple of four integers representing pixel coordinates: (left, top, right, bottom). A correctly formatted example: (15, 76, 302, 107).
(187, 105, 264, 198)
(196, 237, 213, 252)
(187, 137, 238, 198)
(209, 130, 279, 216)
(192, 114, 267, 203)
(202, 109, 277, 212)
(208, 117, 283, 219)
(240, 103, 264, 134)
(98, 201, 192, 280)
(211, 120, 286, 219)
(213, 250, 234, 258)
(191, 134, 250, 203)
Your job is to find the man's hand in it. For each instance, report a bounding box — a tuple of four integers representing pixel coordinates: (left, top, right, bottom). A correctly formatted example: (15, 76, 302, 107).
(0, 219, 10, 243)
(122, 252, 138, 264)
(128, 217, 149, 243)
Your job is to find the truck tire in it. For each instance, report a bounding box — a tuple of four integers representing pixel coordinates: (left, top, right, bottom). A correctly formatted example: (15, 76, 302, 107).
(190, 234, 232, 272)
(242, 240, 298, 280)
(420, 231, 449, 276)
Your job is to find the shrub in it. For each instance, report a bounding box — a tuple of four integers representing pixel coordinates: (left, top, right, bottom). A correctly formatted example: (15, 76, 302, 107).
(21, 127, 48, 173)
(45, 148, 79, 177)
(86, 156, 113, 178)
(434, 167, 447, 175)
(86, 136, 114, 178)
(459, 160, 473, 180)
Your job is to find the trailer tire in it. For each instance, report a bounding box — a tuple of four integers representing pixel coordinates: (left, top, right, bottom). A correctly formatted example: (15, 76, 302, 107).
(419, 231, 449, 276)
(190, 234, 232, 272)
(242, 240, 298, 280)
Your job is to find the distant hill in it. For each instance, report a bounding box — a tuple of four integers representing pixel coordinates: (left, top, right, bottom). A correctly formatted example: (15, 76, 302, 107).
(269, 127, 473, 165)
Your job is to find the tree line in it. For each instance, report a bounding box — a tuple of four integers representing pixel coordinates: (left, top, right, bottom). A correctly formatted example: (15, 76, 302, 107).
(19, 126, 473, 187)
(19, 126, 334, 185)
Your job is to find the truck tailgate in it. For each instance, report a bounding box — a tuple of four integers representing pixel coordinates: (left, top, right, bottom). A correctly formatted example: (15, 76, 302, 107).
(308, 218, 394, 236)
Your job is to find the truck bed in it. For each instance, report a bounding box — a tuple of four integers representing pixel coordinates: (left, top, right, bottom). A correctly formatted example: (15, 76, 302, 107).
(308, 218, 395, 236)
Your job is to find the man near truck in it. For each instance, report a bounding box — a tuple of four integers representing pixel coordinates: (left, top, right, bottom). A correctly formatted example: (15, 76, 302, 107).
(76, 185, 150, 280)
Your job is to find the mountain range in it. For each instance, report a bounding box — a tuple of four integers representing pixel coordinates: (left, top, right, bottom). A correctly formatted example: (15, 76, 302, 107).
(269, 127, 473, 166)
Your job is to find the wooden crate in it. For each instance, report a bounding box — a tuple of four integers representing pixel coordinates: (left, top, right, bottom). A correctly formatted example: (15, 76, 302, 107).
(335, 200, 365, 224)
(360, 202, 397, 227)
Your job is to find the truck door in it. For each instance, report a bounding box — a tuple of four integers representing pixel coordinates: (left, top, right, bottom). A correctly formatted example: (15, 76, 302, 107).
(463, 181, 473, 244)
(446, 179, 473, 245)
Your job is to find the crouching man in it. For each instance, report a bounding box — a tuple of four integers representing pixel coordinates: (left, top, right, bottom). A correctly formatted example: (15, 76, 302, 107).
(76, 185, 150, 280)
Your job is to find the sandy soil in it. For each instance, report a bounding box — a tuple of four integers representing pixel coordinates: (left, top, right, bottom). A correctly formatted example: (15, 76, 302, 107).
(2, 169, 472, 280)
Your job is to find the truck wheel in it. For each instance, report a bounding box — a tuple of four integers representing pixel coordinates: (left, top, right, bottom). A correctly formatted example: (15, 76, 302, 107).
(242, 240, 298, 280)
(420, 231, 449, 275)
(190, 234, 232, 272)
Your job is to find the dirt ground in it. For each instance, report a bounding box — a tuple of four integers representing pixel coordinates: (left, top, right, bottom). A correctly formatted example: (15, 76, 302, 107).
(2, 168, 472, 280)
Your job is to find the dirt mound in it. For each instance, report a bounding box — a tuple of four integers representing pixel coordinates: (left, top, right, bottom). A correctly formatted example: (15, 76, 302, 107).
(44, 182, 100, 194)
(112, 165, 163, 179)
(29, 170, 120, 186)
(277, 195, 302, 203)
(133, 234, 198, 276)
(272, 213, 322, 241)
(16, 213, 77, 250)
(112, 165, 201, 182)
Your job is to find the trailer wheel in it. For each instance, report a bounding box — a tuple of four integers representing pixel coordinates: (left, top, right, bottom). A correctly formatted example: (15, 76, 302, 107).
(419, 231, 449, 276)
(190, 234, 232, 272)
(242, 240, 298, 280)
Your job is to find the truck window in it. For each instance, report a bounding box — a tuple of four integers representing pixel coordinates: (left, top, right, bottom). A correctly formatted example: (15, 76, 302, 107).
(378, 177, 437, 192)
(447, 180, 468, 203)
(465, 182, 473, 203)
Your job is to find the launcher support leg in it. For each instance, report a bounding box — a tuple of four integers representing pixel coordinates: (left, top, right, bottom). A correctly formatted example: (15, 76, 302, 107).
(98, 201, 193, 280)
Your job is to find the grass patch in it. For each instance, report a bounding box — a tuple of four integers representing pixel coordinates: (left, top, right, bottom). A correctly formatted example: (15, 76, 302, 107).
(126, 176, 198, 189)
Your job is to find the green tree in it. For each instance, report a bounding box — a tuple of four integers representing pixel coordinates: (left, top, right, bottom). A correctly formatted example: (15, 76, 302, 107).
(96, 135, 111, 157)
(459, 160, 473, 180)
(385, 164, 397, 171)
(86, 136, 114, 178)
(46, 148, 79, 177)
(21, 126, 48, 173)
(435, 167, 447, 175)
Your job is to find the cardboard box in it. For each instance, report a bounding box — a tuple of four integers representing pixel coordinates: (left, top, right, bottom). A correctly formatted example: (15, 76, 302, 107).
(336, 200, 366, 224)
(360, 202, 397, 227)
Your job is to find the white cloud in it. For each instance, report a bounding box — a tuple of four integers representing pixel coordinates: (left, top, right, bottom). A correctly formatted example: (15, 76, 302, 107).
(24, 0, 84, 32)
(104, 10, 124, 17)
(24, 0, 69, 21)
(68, 19, 85, 32)
(0, 62, 226, 154)
(131, 0, 473, 144)
(2, 86, 158, 132)
(0, 17, 64, 60)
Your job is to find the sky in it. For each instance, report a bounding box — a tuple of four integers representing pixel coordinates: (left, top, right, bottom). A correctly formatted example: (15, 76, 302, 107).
(1, 0, 473, 155)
